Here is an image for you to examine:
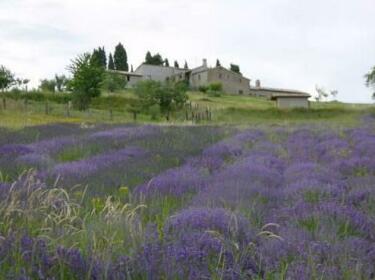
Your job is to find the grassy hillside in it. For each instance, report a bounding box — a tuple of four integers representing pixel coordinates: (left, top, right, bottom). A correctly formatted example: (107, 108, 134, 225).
(0, 90, 373, 129)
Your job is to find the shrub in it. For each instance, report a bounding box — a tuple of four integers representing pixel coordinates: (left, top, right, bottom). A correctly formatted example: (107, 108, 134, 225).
(209, 82, 223, 92)
(198, 85, 208, 93)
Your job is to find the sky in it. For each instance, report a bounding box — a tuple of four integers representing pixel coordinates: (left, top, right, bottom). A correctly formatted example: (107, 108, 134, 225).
(0, 0, 374, 103)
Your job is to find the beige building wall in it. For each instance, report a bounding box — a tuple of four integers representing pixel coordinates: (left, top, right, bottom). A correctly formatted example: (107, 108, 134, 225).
(190, 71, 209, 88)
(207, 67, 250, 95)
(135, 64, 187, 82)
(126, 76, 143, 88)
(276, 97, 309, 109)
(190, 67, 250, 95)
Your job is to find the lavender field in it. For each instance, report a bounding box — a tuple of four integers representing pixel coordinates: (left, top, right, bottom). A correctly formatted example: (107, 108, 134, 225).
(0, 118, 375, 279)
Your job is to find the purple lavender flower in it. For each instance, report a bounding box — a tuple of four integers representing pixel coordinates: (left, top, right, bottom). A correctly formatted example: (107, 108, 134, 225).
(51, 146, 147, 181)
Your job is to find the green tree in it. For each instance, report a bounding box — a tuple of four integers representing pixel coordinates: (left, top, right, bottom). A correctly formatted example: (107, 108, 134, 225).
(91, 48, 104, 68)
(114, 43, 129, 71)
(365, 66, 375, 99)
(174, 60, 179, 68)
(0, 65, 15, 92)
(98, 47, 107, 68)
(164, 59, 170, 67)
(131, 65, 134, 72)
(39, 79, 56, 92)
(108, 53, 115, 70)
(315, 85, 329, 102)
(55, 74, 68, 92)
(68, 53, 105, 110)
(184, 61, 189, 69)
(230, 64, 241, 73)
(216, 59, 221, 67)
(134, 80, 188, 120)
(145, 51, 164, 65)
(145, 51, 152, 64)
(102, 72, 127, 93)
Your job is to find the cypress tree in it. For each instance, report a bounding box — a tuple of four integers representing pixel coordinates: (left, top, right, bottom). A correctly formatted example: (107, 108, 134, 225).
(230, 64, 241, 74)
(108, 53, 115, 70)
(164, 59, 170, 67)
(145, 51, 152, 64)
(91, 48, 102, 66)
(174, 61, 179, 68)
(216, 59, 221, 67)
(184, 61, 189, 69)
(98, 47, 107, 69)
(131, 65, 134, 72)
(114, 43, 129, 71)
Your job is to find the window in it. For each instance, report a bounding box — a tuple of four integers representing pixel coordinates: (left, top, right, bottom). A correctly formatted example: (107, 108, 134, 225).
(127, 76, 130, 82)
(219, 73, 222, 79)
(198, 74, 201, 80)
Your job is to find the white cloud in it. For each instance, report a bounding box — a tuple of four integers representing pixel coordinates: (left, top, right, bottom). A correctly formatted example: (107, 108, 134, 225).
(0, 0, 374, 102)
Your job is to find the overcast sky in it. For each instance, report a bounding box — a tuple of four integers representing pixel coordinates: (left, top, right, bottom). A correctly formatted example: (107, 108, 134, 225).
(1, 0, 374, 103)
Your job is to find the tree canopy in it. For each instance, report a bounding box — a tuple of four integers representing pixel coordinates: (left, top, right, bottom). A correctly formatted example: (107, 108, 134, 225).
(216, 59, 221, 67)
(114, 43, 129, 71)
(108, 53, 115, 70)
(230, 64, 241, 74)
(145, 51, 164, 66)
(68, 53, 105, 110)
(174, 61, 179, 68)
(92, 47, 107, 69)
(134, 80, 188, 120)
(0, 65, 15, 92)
(365, 66, 375, 99)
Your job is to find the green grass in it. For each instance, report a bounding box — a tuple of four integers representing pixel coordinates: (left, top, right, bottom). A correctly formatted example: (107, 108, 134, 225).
(0, 90, 373, 129)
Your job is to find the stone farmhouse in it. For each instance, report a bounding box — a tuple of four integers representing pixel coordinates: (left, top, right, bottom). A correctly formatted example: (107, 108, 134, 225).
(111, 59, 311, 108)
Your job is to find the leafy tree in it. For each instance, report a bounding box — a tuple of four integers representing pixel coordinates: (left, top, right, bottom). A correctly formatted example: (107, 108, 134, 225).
(134, 80, 188, 120)
(39, 79, 56, 92)
(164, 59, 170, 67)
(102, 72, 127, 93)
(330, 90, 338, 100)
(365, 66, 375, 100)
(184, 61, 189, 69)
(91, 49, 100, 68)
(315, 86, 329, 102)
(98, 47, 106, 68)
(209, 82, 223, 92)
(174, 61, 179, 68)
(108, 53, 115, 70)
(0, 65, 15, 92)
(22, 79, 30, 92)
(145, 51, 152, 64)
(55, 74, 68, 92)
(114, 43, 129, 71)
(68, 53, 105, 110)
(230, 64, 241, 74)
(216, 59, 221, 67)
(145, 51, 164, 65)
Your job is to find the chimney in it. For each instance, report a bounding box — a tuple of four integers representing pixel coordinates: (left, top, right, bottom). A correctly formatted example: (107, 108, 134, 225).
(255, 79, 261, 88)
(202, 58, 207, 67)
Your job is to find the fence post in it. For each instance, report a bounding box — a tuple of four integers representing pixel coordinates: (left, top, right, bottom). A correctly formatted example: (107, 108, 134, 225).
(2, 97, 6, 110)
(109, 109, 113, 121)
(185, 110, 189, 121)
(65, 102, 70, 117)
